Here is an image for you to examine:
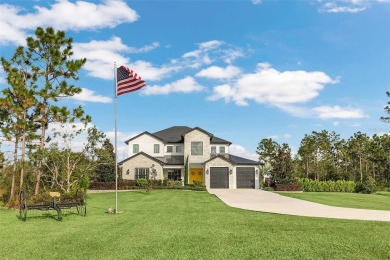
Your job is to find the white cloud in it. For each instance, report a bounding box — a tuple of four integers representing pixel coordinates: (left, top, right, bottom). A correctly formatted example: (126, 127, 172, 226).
(207, 62, 337, 106)
(180, 40, 243, 68)
(333, 121, 340, 126)
(313, 105, 366, 119)
(196, 65, 241, 79)
(143, 76, 205, 95)
(70, 88, 112, 103)
(0, 0, 139, 46)
(73, 38, 176, 81)
(45, 122, 95, 152)
(128, 42, 160, 53)
(252, 0, 262, 4)
(229, 144, 259, 161)
(318, 0, 373, 13)
(105, 130, 139, 161)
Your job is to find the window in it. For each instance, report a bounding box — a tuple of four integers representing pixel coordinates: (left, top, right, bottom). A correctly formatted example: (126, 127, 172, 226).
(133, 144, 139, 153)
(219, 146, 225, 154)
(191, 142, 203, 155)
(176, 146, 182, 153)
(135, 168, 149, 179)
(168, 169, 181, 181)
(211, 146, 216, 154)
(167, 146, 173, 153)
(154, 144, 160, 153)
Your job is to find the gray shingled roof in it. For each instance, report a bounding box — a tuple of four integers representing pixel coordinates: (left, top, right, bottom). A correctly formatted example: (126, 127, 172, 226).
(205, 154, 259, 165)
(153, 126, 192, 143)
(124, 126, 232, 145)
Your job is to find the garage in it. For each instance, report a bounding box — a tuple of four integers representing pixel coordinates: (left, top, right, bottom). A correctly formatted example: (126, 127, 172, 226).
(210, 167, 229, 188)
(236, 167, 255, 189)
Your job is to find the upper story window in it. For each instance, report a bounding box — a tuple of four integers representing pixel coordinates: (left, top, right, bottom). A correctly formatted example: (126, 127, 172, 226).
(211, 146, 216, 154)
(176, 146, 182, 153)
(191, 142, 203, 155)
(167, 146, 173, 153)
(154, 144, 160, 153)
(133, 144, 139, 153)
(219, 146, 225, 154)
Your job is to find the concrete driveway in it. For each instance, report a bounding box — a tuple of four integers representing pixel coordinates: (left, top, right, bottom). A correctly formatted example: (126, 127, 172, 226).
(209, 189, 390, 222)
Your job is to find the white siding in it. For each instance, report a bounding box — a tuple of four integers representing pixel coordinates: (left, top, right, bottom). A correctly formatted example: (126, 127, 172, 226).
(210, 144, 229, 154)
(163, 144, 184, 156)
(127, 134, 164, 157)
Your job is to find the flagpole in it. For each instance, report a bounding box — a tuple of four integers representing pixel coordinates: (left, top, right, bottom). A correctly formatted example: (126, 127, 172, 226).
(114, 62, 118, 213)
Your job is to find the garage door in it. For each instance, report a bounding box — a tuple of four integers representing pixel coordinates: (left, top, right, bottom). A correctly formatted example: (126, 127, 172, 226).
(210, 167, 229, 188)
(236, 167, 255, 189)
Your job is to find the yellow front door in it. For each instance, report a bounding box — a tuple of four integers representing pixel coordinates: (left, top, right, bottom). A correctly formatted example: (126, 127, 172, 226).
(189, 168, 203, 184)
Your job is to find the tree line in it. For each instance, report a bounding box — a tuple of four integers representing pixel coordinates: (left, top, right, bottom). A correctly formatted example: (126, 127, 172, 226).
(0, 27, 115, 206)
(257, 130, 390, 186)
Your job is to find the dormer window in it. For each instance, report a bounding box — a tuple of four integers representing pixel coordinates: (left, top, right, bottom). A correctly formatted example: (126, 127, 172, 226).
(167, 146, 173, 153)
(211, 146, 216, 154)
(219, 146, 225, 154)
(176, 146, 182, 153)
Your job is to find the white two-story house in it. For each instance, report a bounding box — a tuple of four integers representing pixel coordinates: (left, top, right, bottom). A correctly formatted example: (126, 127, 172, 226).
(119, 126, 261, 189)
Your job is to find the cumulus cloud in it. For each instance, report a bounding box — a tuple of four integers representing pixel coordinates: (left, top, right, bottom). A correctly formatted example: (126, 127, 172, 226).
(70, 88, 112, 103)
(105, 130, 139, 160)
(207, 62, 337, 106)
(317, 0, 389, 13)
(143, 76, 205, 95)
(180, 40, 243, 68)
(195, 65, 241, 79)
(229, 144, 259, 161)
(73, 37, 175, 81)
(0, 0, 139, 45)
(312, 105, 366, 119)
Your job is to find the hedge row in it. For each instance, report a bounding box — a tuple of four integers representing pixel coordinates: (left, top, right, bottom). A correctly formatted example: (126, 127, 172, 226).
(274, 183, 302, 191)
(88, 181, 206, 191)
(298, 178, 356, 192)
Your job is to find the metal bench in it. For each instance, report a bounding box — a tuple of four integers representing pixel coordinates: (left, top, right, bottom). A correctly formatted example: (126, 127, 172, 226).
(19, 190, 86, 221)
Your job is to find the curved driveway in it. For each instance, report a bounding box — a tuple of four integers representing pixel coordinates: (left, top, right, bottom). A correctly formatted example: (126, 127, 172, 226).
(209, 189, 390, 222)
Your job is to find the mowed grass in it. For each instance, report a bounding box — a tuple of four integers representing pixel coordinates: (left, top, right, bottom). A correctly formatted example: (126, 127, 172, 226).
(279, 192, 390, 211)
(1, 190, 389, 260)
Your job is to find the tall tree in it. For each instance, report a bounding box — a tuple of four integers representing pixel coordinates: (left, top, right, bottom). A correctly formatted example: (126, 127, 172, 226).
(0, 48, 39, 201)
(94, 139, 115, 182)
(23, 27, 87, 194)
(298, 134, 316, 179)
(347, 132, 370, 182)
(1, 47, 39, 194)
(273, 143, 293, 181)
(380, 91, 390, 123)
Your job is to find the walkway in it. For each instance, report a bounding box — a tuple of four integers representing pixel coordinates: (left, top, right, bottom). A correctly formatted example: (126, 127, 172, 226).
(208, 189, 390, 222)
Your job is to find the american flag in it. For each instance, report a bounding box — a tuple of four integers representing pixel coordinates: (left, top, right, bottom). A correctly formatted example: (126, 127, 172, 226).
(116, 66, 146, 96)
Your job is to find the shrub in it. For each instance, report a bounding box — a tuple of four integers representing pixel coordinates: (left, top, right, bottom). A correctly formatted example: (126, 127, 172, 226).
(275, 183, 302, 191)
(193, 180, 205, 187)
(136, 178, 148, 187)
(355, 178, 377, 194)
(298, 178, 356, 192)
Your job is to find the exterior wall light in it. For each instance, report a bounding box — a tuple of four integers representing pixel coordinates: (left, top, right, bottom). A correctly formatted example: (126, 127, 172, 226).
(206, 169, 209, 175)
(255, 169, 259, 175)
(229, 169, 233, 175)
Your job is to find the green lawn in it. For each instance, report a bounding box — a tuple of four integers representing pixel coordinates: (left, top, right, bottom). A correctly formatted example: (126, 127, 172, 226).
(279, 192, 390, 211)
(1, 190, 389, 260)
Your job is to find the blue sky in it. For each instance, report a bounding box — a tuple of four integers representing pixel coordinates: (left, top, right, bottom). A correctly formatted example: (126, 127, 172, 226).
(0, 0, 389, 160)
